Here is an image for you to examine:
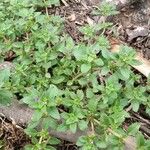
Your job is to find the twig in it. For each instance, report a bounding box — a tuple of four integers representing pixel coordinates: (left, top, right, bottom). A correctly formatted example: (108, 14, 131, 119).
(72, 73, 84, 82)
(61, 0, 69, 6)
(131, 112, 150, 126)
(140, 125, 150, 137)
(125, 105, 132, 112)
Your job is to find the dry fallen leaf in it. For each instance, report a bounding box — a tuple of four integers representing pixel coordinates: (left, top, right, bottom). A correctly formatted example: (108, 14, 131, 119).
(67, 14, 76, 22)
(87, 16, 94, 25)
(126, 26, 149, 42)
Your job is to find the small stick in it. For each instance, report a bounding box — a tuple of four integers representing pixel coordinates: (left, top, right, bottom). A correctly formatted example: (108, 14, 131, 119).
(61, 0, 69, 6)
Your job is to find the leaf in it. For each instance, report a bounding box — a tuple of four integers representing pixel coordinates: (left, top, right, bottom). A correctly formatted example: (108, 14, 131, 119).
(120, 67, 130, 79)
(51, 76, 65, 84)
(94, 58, 104, 66)
(48, 137, 60, 145)
(78, 120, 88, 131)
(47, 107, 60, 120)
(46, 84, 59, 99)
(81, 64, 91, 73)
(101, 66, 110, 75)
(130, 59, 142, 66)
(67, 80, 73, 86)
(31, 110, 43, 122)
(24, 145, 34, 150)
(136, 133, 145, 147)
(0, 68, 10, 84)
(22, 88, 40, 107)
(101, 49, 111, 59)
(42, 117, 58, 130)
(78, 77, 88, 86)
(146, 108, 150, 116)
(70, 123, 77, 133)
(73, 45, 87, 61)
(76, 136, 86, 146)
(127, 123, 140, 135)
(66, 114, 78, 124)
(24, 128, 38, 137)
(45, 146, 56, 150)
(57, 123, 68, 132)
(98, 36, 110, 50)
(49, 52, 58, 60)
(96, 141, 107, 148)
(98, 2, 118, 16)
(47, 0, 60, 6)
(0, 89, 13, 105)
(131, 102, 139, 112)
(86, 88, 94, 98)
(87, 98, 98, 112)
(45, 73, 51, 78)
(27, 121, 40, 129)
(77, 90, 84, 100)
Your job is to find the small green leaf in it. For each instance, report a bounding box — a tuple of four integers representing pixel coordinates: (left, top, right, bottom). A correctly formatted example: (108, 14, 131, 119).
(146, 108, 150, 116)
(136, 133, 145, 147)
(120, 67, 130, 79)
(77, 90, 84, 100)
(51, 76, 65, 84)
(81, 64, 91, 73)
(42, 117, 58, 130)
(47, 107, 60, 120)
(78, 120, 88, 131)
(86, 88, 94, 98)
(57, 123, 68, 132)
(101, 49, 111, 59)
(96, 141, 107, 148)
(130, 59, 142, 66)
(101, 66, 110, 75)
(70, 123, 77, 133)
(94, 58, 104, 66)
(73, 45, 87, 61)
(0, 68, 10, 84)
(67, 80, 73, 86)
(45, 73, 51, 78)
(31, 110, 43, 122)
(132, 102, 139, 112)
(87, 98, 98, 112)
(127, 123, 140, 135)
(76, 136, 85, 146)
(47, 0, 60, 6)
(46, 84, 59, 99)
(0, 89, 13, 105)
(48, 137, 60, 145)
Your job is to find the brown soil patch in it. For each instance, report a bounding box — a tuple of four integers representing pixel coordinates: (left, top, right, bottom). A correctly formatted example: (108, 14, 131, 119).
(0, 116, 30, 150)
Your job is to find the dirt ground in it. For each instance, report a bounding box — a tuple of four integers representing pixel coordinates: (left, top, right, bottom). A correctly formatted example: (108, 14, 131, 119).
(1, 0, 150, 149)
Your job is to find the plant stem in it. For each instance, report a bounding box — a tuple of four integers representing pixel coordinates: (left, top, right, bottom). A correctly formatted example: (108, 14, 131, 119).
(43, 0, 49, 16)
(94, 119, 123, 140)
(72, 73, 84, 82)
(39, 136, 43, 144)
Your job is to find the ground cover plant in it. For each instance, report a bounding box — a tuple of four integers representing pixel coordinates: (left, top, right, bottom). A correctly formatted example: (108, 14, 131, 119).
(0, 0, 150, 149)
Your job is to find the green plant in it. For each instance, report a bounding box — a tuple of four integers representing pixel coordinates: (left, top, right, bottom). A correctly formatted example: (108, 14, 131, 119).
(0, 66, 13, 105)
(92, 1, 118, 16)
(0, 0, 150, 150)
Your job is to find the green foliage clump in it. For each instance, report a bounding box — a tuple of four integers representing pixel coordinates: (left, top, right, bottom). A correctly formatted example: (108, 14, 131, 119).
(0, 0, 150, 149)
